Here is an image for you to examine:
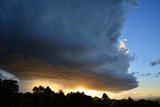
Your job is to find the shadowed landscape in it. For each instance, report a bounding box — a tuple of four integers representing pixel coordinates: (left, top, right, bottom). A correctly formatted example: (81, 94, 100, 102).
(0, 79, 160, 107)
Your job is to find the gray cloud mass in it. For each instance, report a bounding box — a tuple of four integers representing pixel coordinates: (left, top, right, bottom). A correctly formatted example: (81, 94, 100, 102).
(0, 0, 138, 92)
(150, 59, 160, 66)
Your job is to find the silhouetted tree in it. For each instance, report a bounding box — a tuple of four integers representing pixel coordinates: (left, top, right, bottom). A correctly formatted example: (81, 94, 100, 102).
(0, 79, 19, 93)
(125, 97, 135, 107)
(0, 78, 160, 107)
(102, 93, 109, 101)
(0, 79, 19, 107)
(58, 89, 65, 96)
(32, 86, 46, 93)
(39, 85, 45, 92)
(44, 86, 52, 94)
(32, 86, 39, 93)
(102, 93, 110, 107)
(66, 92, 94, 107)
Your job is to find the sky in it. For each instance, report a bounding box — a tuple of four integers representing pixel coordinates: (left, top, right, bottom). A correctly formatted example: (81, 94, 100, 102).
(120, 0, 160, 99)
(0, 0, 160, 99)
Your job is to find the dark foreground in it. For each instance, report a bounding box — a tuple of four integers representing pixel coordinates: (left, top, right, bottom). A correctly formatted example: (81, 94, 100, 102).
(0, 79, 160, 107)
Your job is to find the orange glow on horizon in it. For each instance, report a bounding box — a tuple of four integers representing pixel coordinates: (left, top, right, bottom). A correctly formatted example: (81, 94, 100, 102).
(19, 80, 160, 100)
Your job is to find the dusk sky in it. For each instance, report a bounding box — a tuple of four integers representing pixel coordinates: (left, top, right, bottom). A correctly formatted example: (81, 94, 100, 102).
(0, 0, 160, 99)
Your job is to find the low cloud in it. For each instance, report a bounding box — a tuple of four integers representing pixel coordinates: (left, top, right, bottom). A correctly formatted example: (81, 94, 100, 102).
(0, 69, 18, 80)
(0, 0, 138, 92)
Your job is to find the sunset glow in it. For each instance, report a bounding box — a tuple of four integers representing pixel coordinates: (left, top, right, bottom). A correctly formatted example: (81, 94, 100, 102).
(0, 0, 160, 101)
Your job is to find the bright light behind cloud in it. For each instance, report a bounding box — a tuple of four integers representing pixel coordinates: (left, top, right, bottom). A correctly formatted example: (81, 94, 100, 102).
(19, 79, 64, 93)
(118, 39, 129, 54)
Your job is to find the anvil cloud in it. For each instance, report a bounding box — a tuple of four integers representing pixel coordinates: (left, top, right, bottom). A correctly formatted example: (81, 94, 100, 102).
(0, 0, 138, 92)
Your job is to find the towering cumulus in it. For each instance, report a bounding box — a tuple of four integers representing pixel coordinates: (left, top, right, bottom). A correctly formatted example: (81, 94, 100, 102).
(0, 0, 138, 92)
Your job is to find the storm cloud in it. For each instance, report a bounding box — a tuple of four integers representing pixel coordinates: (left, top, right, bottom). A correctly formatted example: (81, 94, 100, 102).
(0, 0, 138, 92)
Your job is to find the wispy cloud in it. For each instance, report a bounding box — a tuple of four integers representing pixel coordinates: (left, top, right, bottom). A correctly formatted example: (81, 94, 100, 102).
(131, 72, 139, 75)
(0, 69, 18, 80)
(154, 72, 160, 77)
(150, 59, 160, 66)
(139, 73, 151, 77)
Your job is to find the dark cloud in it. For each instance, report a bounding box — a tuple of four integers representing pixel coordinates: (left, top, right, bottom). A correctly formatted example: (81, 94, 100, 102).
(139, 73, 151, 77)
(131, 72, 139, 75)
(155, 75, 159, 77)
(0, 0, 138, 92)
(154, 72, 160, 77)
(150, 59, 160, 66)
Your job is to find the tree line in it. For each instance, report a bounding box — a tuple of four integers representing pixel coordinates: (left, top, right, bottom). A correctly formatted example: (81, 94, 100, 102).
(0, 78, 160, 107)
